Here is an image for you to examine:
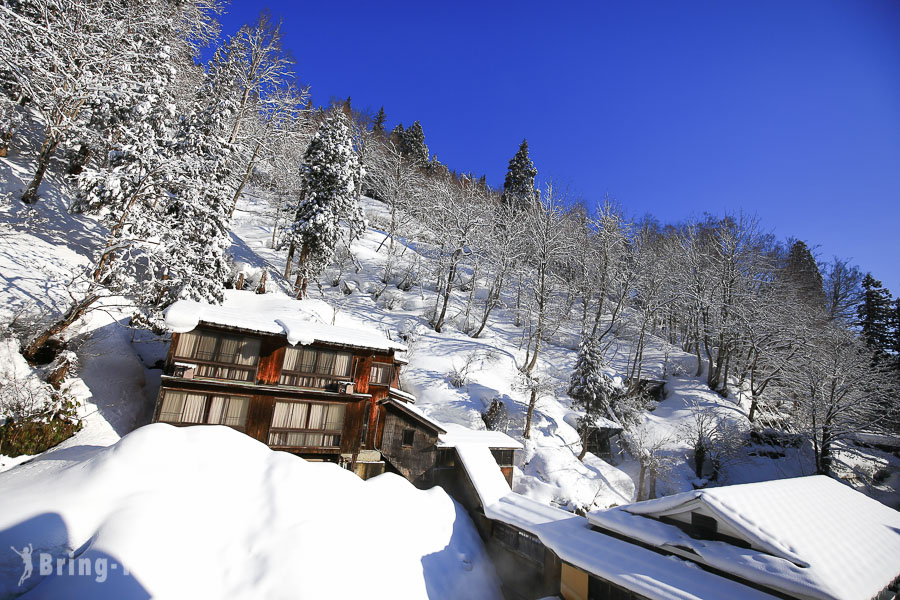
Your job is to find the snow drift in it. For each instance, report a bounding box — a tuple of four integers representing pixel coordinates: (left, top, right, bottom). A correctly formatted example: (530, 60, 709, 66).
(0, 424, 501, 599)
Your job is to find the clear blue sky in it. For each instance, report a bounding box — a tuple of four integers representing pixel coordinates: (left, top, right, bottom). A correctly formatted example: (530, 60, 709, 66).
(216, 0, 900, 294)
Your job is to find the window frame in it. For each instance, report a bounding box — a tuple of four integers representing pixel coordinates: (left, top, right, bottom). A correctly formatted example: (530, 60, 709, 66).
(369, 361, 393, 386)
(267, 399, 346, 449)
(401, 428, 415, 448)
(278, 347, 354, 390)
(172, 329, 261, 383)
(157, 390, 251, 430)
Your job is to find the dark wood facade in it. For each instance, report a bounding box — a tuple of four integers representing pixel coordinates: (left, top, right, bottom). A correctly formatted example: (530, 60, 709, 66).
(154, 322, 404, 469)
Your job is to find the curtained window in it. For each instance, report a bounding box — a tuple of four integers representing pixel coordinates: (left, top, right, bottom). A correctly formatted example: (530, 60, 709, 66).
(268, 401, 345, 448)
(369, 362, 392, 385)
(279, 347, 352, 388)
(171, 329, 260, 382)
(158, 390, 249, 428)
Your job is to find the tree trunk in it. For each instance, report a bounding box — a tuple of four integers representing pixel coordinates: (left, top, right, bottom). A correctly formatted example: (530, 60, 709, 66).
(22, 294, 99, 361)
(284, 240, 296, 279)
(524, 387, 538, 440)
(229, 139, 263, 218)
(21, 133, 60, 204)
(433, 254, 460, 333)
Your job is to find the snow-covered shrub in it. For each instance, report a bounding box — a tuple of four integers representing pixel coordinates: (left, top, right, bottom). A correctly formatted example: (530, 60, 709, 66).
(481, 398, 510, 432)
(0, 338, 81, 457)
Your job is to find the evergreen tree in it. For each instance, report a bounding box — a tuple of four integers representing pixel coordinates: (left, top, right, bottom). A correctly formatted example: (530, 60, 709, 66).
(857, 274, 893, 356)
(289, 109, 365, 298)
(372, 106, 387, 135)
(501, 139, 538, 211)
(389, 123, 404, 148)
(401, 120, 429, 166)
(568, 336, 618, 460)
(783, 240, 825, 307)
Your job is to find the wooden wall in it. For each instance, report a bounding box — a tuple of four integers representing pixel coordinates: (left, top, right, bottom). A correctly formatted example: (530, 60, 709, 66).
(380, 408, 439, 486)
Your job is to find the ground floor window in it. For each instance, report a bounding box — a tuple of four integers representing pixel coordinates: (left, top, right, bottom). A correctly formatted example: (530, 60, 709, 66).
(268, 401, 345, 448)
(158, 390, 249, 428)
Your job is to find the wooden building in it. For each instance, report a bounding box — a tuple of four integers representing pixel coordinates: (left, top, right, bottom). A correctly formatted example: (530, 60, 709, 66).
(153, 292, 523, 488)
(153, 293, 409, 474)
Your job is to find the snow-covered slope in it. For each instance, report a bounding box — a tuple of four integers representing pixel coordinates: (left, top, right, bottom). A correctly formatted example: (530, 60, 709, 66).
(0, 424, 501, 599)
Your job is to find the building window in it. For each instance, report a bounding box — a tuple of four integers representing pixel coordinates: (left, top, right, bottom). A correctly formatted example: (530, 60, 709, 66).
(402, 429, 415, 447)
(173, 330, 260, 382)
(268, 401, 345, 448)
(369, 362, 392, 386)
(491, 449, 514, 467)
(279, 347, 352, 389)
(158, 390, 249, 428)
(492, 522, 544, 565)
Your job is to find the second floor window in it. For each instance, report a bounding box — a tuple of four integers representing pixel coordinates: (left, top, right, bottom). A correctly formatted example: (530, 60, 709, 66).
(279, 347, 352, 388)
(174, 330, 260, 382)
(369, 362, 393, 386)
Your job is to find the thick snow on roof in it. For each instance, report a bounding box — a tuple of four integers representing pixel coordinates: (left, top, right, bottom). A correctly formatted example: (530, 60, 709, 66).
(164, 290, 406, 352)
(0, 424, 500, 599)
(589, 476, 900, 600)
(383, 398, 447, 434)
(454, 444, 776, 600)
(438, 424, 523, 450)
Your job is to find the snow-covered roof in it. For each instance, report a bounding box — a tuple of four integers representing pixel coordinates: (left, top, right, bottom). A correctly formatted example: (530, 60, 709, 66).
(164, 290, 406, 352)
(562, 411, 622, 432)
(381, 398, 446, 434)
(588, 476, 900, 600)
(453, 444, 778, 600)
(437, 424, 523, 450)
(388, 387, 417, 404)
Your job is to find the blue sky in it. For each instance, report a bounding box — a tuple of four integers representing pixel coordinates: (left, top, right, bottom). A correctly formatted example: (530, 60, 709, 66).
(216, 1, 900, 293)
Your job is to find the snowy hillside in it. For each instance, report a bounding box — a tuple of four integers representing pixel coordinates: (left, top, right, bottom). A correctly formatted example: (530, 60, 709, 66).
(2, 121, 898, 512)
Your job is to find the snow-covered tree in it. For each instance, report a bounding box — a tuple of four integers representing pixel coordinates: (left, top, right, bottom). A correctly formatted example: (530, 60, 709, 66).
(568, 336, 618, 460)
(286, 109, 365, 298)
(501, 138, 538, 212)
(401, 120, 429, 167)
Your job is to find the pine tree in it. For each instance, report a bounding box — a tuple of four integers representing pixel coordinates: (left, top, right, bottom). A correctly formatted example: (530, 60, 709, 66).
(372, 106, 387, 135)
(389, 123, 404, 149)
(568, 336, 618, 460)
(783, 240, 825, 308)
(288, 109, 365, 298)
(501, 139, 538, 211)
(401, 120, 429, 166)
(857, 274, 893, 356)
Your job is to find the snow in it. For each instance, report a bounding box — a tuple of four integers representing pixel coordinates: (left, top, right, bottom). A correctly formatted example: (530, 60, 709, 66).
(438, 424, 523, 450)
(589, 476, 900, 600)
(384, 398, 447, 433)
(164, 290, 407, 352)
(455, 443, 778, 600)
(0, 424, 502, 599)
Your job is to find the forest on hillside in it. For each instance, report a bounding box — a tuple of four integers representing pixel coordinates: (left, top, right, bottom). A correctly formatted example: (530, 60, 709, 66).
(1, 0, 899, 481)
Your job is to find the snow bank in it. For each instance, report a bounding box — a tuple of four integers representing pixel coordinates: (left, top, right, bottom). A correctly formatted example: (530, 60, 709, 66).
(164, 290, 406, 352)
(0, 424, 501, 599)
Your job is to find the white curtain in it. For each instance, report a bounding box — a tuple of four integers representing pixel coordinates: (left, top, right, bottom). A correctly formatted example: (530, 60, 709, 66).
(282, 347, 301, 371)
(307, 403, 326, 429)
(174, 332, 199, 359)
(217, 336, 240, 363)
(370, 363, 391, 384)
(158, 391, 186, 422)
(195, 333, 218, 361)
(224, 397, 249, 427)
(316, 352, 335, 375)
(182, 393, 207, 423)
(208, 395, 226, 424)
(271, 402, 308, 429)
(236, 338, 260, 366)
(325, 404, 345, 431)
(300, 349, 317, 372)
(333, 353, 351, 377)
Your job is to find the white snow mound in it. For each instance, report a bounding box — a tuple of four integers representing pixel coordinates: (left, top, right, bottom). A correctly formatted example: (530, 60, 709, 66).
(0, 424, 500, 599)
